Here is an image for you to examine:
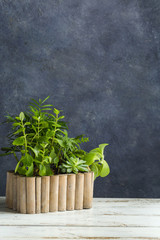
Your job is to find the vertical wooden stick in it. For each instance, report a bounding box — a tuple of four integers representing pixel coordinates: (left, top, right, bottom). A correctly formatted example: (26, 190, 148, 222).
(41, 176, 50, 213)
(26, 177, 35, 214)
(12, 174, 17, 211)
(67, 174, 76, 211)
(35, 177, 41, 214)
(16, 175, 20, 212)
(75, 173, 84, 210)
(8, 171, 14, 209)
(50, 175, 59, 212)
(58, 174, 67, 211)
(6, 171, 10, 208)
(19, 176, 27, 214)
(83, 172, 93, 209)
(91, 171, 94, 199)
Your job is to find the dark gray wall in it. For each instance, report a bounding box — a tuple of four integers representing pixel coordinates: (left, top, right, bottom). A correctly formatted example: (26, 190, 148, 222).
(0, 0, 160, 197)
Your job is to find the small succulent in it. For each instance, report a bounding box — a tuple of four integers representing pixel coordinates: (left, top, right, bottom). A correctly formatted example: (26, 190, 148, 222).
(59, 157, 89, 174)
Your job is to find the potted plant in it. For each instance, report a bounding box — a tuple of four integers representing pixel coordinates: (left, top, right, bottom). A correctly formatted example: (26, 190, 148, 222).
(1, 96, 110, 214)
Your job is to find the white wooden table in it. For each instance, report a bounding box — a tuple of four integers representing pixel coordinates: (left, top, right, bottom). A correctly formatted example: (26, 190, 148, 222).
(0, 197, 160, 239)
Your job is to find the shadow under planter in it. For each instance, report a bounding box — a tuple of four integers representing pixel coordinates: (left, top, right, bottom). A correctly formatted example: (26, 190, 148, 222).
(6, 171, 94, 214)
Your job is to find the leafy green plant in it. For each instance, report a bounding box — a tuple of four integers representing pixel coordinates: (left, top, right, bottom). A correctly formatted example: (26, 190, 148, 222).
(84, 144, 110, 179)
(1, 96, 110, 179)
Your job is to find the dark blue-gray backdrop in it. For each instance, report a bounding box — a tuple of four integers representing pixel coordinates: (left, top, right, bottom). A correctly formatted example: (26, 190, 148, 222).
(0, 0, 160, 197)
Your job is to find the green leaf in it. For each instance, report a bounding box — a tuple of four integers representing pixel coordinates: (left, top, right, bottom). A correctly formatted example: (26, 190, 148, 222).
(45, 165, 53, 176)
(13, 128, 23, 135)
(78, 166, 88, 172)
(29, 145, 40, 157)
(58, 116, 64, 120)
(42, 108, 52, 111)
(24, 122, 31, 126)
(90, 148, 102, 155)
(40, 121, 49, 128)
(41, 96, 50, 104)
(46, 130, 54, 138)
(19, 112, 25, 121)
(13, 122, 21, 127)
(0, 152, 13, 157)
(99, 160, 110, 177)
(31, 98, 39, 105)
(84, 152, 100, 166)
(42, 104, 53, 107)
(54, 108, 60, 115)
(12, 136, 25, 146)
(32, 125, 37, 132)
(22, 154, 33, 166)
(15, 117, 20, 120)
(55, 138, 65, 147)
(90, 162, 99, 179)
(39, 164, 46, 176)
(99, 144, 109, 154)
(17, 166, 27, 175)
(26, 163, 34, 177)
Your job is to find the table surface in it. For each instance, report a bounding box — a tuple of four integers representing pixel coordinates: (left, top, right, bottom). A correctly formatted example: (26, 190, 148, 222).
(0, 197, 160, 240)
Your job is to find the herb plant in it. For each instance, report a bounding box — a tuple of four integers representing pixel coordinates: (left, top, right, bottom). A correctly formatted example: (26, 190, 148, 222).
(1, 97, 110, 179)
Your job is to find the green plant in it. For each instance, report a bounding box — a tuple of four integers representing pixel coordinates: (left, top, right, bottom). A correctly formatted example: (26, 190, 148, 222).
(59, 157, 88, 174)
(84, 144, 110, 179)
(1, 97, 110, 179)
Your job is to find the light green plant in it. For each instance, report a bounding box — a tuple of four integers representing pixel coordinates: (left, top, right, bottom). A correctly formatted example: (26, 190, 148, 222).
(59, 157, 89, 174)
(84, 144, 110, 179)
(1, 96, 110, 179)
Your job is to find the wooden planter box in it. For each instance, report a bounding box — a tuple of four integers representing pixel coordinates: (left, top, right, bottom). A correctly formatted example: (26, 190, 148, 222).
(6, 171, 94, 214)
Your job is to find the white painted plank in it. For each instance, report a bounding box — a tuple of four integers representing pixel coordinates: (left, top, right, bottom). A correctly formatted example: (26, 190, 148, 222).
(0, 197, 160, 239)
(0, 212, 160, 227)
(0, 226, 160, 239)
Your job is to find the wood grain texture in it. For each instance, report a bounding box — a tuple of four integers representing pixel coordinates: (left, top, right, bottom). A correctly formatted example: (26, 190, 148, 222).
(50, 175, 59, 212)
(26, 177, 35, 214)
(0, 198, 160, 239)
(16, 175, 20, 212)
(35, 177, 41, 214)
(5, 172, 10, 208)
(83, 172, 93, 209)
(19, 176, 26, 214)
(7, 171, 14, 209)
(58, 175, 67, 211)
(12, 174, 17, 211)
(75, 173, 84, 210)
(66, 174, 76, 211)
(41, 176, 50, 213)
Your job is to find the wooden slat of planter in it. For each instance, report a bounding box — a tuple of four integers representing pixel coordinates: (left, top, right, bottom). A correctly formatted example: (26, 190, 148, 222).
(50, 175, 59, 212)
(19, 176, 27, 214)
(5, 172, 10, 208)
(16, 175, 20, 212)
(91, 171, 94, 198)
(26, 177, 35, 214)
(83, 172, 93, 209)
(58, 175, 67, 211)
(41, 176, 50, 213)
(75, 173, 84, 210)
(8, 171, 14, 209)
(35, 177, 41, 214)
(67, 174, 76, 211)
(12, 174, 17, 211)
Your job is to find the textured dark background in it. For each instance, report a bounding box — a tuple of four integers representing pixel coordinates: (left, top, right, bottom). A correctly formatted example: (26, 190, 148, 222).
(0, 0, 160, 197)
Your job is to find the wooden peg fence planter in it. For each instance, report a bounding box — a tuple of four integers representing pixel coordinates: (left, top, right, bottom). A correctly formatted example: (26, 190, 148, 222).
(5, 171, 94, 214)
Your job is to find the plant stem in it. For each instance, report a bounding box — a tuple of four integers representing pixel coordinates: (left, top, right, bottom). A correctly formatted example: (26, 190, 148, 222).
(13, 152, 19, 162)
(52, 113, 58, 145)
(21, 121, 27, 154)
